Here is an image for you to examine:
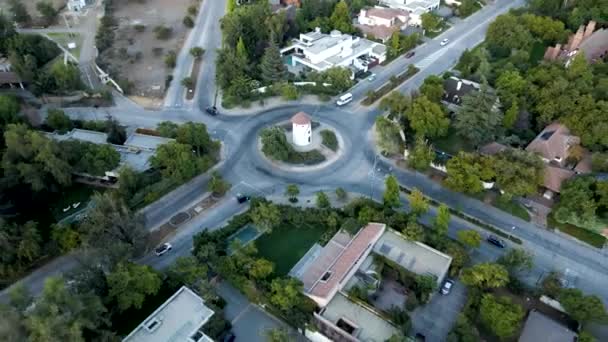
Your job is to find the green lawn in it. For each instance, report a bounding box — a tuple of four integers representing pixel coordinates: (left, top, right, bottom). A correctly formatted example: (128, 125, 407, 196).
(256, 223, 327, 276)
(46, 32, 83, 60)
(426, 23, 451, 39)
(431, 127, 475, 156)
(548, 213, 606, 249)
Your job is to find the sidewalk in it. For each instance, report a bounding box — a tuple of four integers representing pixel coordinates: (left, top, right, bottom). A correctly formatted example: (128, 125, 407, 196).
(218, 94, 326, 116)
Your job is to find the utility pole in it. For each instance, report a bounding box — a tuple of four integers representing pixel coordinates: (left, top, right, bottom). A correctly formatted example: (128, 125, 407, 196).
(370, 154, 379, 200)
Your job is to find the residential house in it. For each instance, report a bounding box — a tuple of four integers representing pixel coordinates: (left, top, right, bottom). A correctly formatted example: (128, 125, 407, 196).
(0, 57, 24, 89)
(67, 0, 90, 12)
(291, 223, 452, 342)
(442, 76, 481, 111)
(379, 0, 440, 26)
(518, 310, 578, 342)
(280, 27, 387, 74)
(46, 129, 174, 178)
(526, 123, 591, 198)
(544, 21, 608, 64)
(356, 7, 409, 42)
(123, 286, 215, 342)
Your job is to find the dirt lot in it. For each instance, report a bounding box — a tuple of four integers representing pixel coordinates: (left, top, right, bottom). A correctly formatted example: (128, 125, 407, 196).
(98, 0, 196, 100)
(0, 0, 66, 25)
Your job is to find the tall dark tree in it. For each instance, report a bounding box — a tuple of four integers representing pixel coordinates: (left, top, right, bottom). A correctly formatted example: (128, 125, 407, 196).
(454, 83, 503, 146)
(259, 40, 287, 84)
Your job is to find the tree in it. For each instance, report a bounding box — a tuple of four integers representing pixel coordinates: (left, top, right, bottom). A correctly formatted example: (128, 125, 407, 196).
(461, 263, 509, 289)
(457, 230, 481, 249)
(432, 204, 450, 237)
(105, 117, 126, 145)
(407, 136, 434, 171)
(493, 149, 543, 199)
(380, 91, 410, 116)
(0, 220, 41, 277)
(36, 1, 57, 25)
(166, 256, 208, 287)
(2, 124, 72, 191)
(152, 142, 210, 182)
(503, 101, 519, 130)
(8, 0, 30, 25)
(554, 177, 601, 230)
(329, 1, 353, 33)
(316, 191, 331, 208)
(497, 248, 533, 273)
(107, 262, 162, 311)
(421, 12, 441, 33)
(49, 60, 82, 91)
(190, 46, 204, 59)
(249, 258, 274, 279)
(8, 284, 32, 313)
(24, 277, 106, 342)
(420, 75, 444, 103)
(403, 221, 424, 241)
(177, 121, 217, 157)
(383, 175, 401, 208)
(454, 83, 503, 146)
(445, 152, 495, 194)
(375, 116, 403, 154)
(165, 50, 177, 67)
(270, 277, 302, 311)
(209, 171, 231, 196)
(479, 294, 524, 339)
(496, 70, 526, 107)
(250, 202, 281, 232)
(408, 189, 429, 217)
(414, 274, 437, 302)
(183, 15, 194, 28)
(80, 193, 146, 259)
(259, 40, 287, 83)
(285, 184, 300, 200)
(266, 328, 290, 342)
(61, 140, 120, 176)
(578, 330, 597, 342)
(405, 95, 449, 139)
(559, 288, 607, 325)
(486, 13, 534, 52)
(181, 77, 194, 88)
(157, 121, 179, 138)
(260, 127, 290, 161)
(389, 31, 401, 56)
(46, 109, 72, 133)
(336, 187, 347, 201)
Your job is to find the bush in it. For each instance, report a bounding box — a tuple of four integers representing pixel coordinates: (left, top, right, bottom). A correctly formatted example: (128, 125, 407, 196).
(46, 109, 73, 133)
(405, 295, 419, 311)
(320, 129, 338, 151)
(134, 24, 146, 32)
(188, 5, 198, 16)
(154, 25, 172, 40)
(164, 51, 177, 68)
(363, 66, 419, 105)
(183, 16, 194, 28)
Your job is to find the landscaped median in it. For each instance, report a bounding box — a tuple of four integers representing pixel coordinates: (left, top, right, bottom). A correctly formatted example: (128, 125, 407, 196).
(362, 65, 419, 106)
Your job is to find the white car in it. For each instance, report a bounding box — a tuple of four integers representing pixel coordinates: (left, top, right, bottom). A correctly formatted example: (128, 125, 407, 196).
(368, 73, 376, 82)
(440, 38, 450, 46)
(441, 279, 454, 295)
(155, 243, 172, 256)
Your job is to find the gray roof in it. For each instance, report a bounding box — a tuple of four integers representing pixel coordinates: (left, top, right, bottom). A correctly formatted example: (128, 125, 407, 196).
(373, 229, 452, 284)
(123, 286, 214, 342)
(320, 292, 399, 342)
(443, 77, 481, 105)
(46, 128, 109, 145)
(519, 310, 577, 342)
(124, 133, 174, 151)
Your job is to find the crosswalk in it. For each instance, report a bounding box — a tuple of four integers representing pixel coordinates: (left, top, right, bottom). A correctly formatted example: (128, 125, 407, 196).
(414, 49, 448, 70)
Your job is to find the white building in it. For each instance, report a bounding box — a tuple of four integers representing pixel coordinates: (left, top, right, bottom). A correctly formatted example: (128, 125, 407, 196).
(379, 0, 440, 26)
(67, 0, 88, 12)
(123, 286, 215, 342)
(291, 111, 312, 146)
(280, 28, 387, 73)
(356, 7, 409, 42)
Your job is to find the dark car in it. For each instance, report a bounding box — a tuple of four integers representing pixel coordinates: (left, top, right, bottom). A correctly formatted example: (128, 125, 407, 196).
(206, 106, 219, 116)
(486, 235, 506, 248)
(405, 51, 415, 58)
(236, 193, 250, 204)
(222, 332, 236, 342)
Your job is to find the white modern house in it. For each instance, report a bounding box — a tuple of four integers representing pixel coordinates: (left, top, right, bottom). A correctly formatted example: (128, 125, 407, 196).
(291, 111, 312, 146)
(356, 7, 410, 42)
(379, 0, 440, 26)
(123, 286, 215, 342)
(280, 28, 387, 74)
(67, 0, 89, 12)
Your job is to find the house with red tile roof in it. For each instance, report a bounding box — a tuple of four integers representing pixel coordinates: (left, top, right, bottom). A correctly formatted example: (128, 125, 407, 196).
(356, 7, 409, 42)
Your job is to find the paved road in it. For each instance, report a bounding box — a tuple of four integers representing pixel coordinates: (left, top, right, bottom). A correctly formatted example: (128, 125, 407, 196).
(163, 0, 226, 109)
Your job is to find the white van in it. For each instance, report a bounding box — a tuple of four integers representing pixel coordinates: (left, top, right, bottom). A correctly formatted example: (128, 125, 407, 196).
(336, 93, 353, 106)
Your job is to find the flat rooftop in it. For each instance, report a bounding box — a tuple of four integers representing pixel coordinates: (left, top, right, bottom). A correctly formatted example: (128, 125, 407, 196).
(519, 310, 577, 342)
(124, 133, 174, 151)
(123, 286, 214, 342)
(319, 292, 398, 342)
(373, 229, 452, 284)
(46, 128, 109, 145)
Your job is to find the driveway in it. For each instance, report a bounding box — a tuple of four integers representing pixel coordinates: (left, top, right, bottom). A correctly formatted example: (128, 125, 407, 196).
(411, 281, 467, 342)
(216, 282, 306, 342)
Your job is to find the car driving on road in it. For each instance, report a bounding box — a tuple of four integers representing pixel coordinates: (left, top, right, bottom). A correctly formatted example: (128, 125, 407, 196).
(155, 243, 172, 256)
(205, 106, 219, 116)
(236, 193, 250, 204)
(440, 38, 449, 46)
(486, 235, 506, 248)
(405, 51, 415, 58)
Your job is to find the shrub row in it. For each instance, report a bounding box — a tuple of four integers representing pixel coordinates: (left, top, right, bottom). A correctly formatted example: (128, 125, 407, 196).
(363, 65, 419, 106)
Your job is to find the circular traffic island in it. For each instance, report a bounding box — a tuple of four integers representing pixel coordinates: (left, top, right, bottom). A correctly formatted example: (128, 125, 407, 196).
(258, 111, 344, 172)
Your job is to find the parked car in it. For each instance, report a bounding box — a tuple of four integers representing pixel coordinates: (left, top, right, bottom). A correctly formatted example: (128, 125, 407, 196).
(155, 243, 172, 256)
(206, 106, 219, 116)
(405, 51, 415, 58)
(486, 235, 506, 248)
(441, 279, 454, 295)
(368, 73, 376, 81)
(336, 93, 353, 106)
(236, 193, 250, 204)
(440, 38, 450, 46)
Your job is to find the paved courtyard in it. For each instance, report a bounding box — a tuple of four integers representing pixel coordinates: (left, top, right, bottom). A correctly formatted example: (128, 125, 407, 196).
(411, 280, 467, 342)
